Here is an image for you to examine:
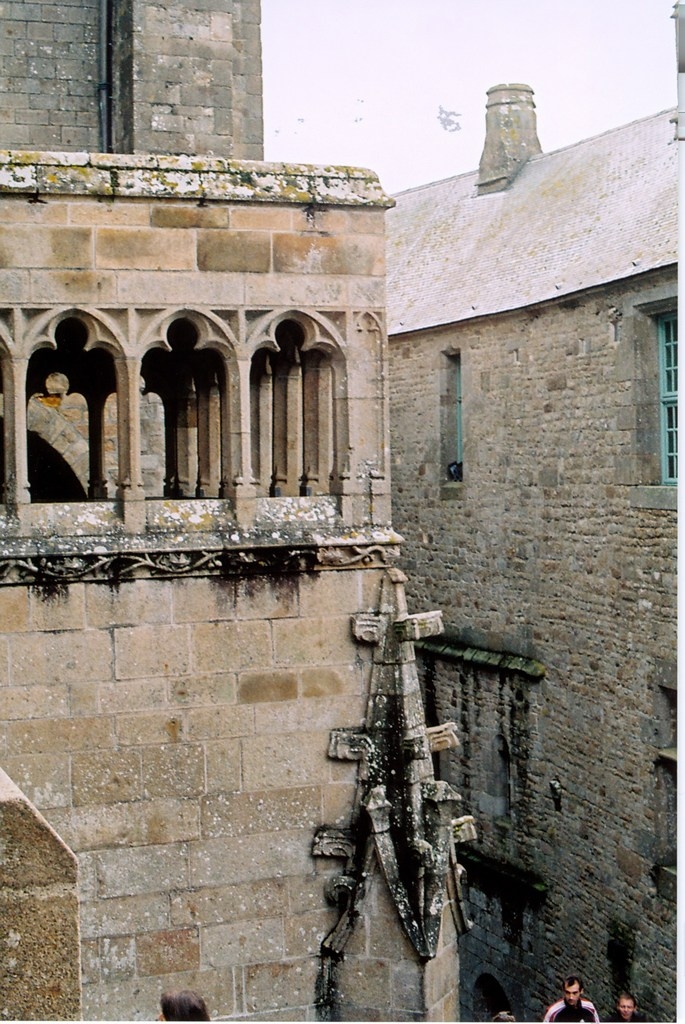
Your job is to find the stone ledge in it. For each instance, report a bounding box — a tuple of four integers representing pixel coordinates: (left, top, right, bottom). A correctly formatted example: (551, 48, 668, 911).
(458, 848, 547, 905)
(630, 485, 677, 511)
(0, 151, 395, 209)
(415, 635, 545, 679)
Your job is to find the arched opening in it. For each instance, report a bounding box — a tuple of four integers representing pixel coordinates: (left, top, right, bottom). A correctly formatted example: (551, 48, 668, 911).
(26, 316, 117, 502)
(473, 973, 513, 1022)
(250, 317, 336, 497)
(140, 317, 227, 498)
(26, 433, 86, 502)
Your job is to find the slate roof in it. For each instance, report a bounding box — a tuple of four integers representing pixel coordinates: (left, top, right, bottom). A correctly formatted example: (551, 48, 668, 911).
(386, 109, 677, 336)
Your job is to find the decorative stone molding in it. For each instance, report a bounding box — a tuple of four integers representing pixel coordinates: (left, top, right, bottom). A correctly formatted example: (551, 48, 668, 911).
(312, 826, 355, 860)
(316, 543, 400, 569)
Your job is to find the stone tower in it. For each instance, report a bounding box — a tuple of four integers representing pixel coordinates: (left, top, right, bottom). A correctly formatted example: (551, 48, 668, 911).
(1, 0, 263, 157)
(0, 2, 469, 1019)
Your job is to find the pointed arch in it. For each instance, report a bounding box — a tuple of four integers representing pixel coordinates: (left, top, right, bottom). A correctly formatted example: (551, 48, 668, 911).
(246, 310, 348, 498)
(139, 310, 239, 498)
(25, 311, 121, 501)
(23, 306, 125, 360)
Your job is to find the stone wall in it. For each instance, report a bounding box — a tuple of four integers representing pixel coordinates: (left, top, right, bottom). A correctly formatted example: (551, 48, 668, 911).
(389, 266, 677, 1022)
(0, 767, 81, 1020)
(0, 566, 375, 1019)
(0, 0, 263, 157)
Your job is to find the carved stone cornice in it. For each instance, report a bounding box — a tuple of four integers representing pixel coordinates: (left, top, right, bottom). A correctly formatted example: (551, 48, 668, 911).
(0, 536, 401, 590)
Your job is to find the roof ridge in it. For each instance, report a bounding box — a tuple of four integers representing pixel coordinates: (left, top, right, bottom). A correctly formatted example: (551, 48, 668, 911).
(392, 106, 676, 199)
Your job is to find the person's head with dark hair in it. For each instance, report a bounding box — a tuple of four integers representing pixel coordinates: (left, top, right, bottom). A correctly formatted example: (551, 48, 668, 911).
(544, 972, 599, 1022)
(159, 990, 210, 1021)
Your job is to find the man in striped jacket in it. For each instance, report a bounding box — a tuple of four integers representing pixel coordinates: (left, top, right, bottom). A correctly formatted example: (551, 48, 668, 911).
(543, 975, 600, 1022)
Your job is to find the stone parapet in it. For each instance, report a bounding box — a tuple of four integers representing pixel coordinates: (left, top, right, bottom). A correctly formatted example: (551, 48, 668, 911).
(0, 151, 394, 208)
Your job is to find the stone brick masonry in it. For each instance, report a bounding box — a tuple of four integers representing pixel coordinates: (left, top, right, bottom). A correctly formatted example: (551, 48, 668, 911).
(389, 267, 677, 1021)
(1, 565, 386, 1019)
(0, 0, 263, 158)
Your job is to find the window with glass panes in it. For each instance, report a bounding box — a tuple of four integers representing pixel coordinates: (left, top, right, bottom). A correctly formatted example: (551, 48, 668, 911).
(659, 314, 677, 484)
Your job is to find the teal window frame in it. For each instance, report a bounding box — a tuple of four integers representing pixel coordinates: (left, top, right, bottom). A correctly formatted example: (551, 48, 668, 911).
(658, 314, 678, 484)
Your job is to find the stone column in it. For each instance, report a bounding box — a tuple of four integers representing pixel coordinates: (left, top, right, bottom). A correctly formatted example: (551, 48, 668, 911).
(4, 355, 30, 511)
(233, 356, 256, 525)
(115, 355, 145, 530)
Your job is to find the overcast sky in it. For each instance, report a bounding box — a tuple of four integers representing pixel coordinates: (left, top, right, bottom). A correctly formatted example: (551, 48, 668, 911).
(261, 1, 677, 193)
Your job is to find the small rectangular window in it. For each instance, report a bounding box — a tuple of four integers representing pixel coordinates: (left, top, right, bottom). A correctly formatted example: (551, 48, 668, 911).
(659, 314, 678, 484)
(445, 354, 463, 482)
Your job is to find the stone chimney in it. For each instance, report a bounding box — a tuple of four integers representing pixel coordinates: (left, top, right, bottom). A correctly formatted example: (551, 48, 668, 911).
(477, 84, 542, 194)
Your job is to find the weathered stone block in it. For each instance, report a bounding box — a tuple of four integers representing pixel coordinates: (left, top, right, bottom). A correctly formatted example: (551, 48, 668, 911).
(204, 738, 242, 791)
(100, 935, 136, 980)
(336, 955, 392, 1009)
(197, 229, 270, 272)
(80, 892, 171, 940)
(284, 908, 337, 957)
(235, 574, 298, 619)
(114, 710, 186, 746)
(203, 917, 284, 967)
(117, 268, 244, 304)
(172, 577, 236, 623)
(2, 752, 71, 810)
(71, 749, 142, 806)
(2, 682, 70, 720)
(201, 785, 321, 838)
(272, 615, 355, 667)
(151, 204, 229, 229)
(10, 629, 112, 685)
(136, 926, 200, 976)
(244, 960, 319, 1014)
(238, 670, 297, 703)
(114, 624, 190, 679)
(186, 704, 254, 741)
(142, 744, 206, 799)
(191, 619, 272, 673)
(241, 733, 328, 791)
(4, 715, 113, 755)
(50, 797, 200, 851)
(0, 225, 92, 268)
(189, 831, 311, 887)
(170, 673, 237, 706)
(243, 271, 346, 308)
(300, 666, 358, 698)
(86, 580, 173, 628)
(230, 205, 293, 230)
(68, 201, 150, 226)
(170, 878, 288, 926)
(99, 677, 169, 714)
(272, 233, 383, 277)
(0, 587, 30, 632)
(390, 959, 425, 1013)
(96, 844, 189, 899)
(95, 227, 196, 270)
(253, 695, 363, 736)
(298, 570, 361, 618)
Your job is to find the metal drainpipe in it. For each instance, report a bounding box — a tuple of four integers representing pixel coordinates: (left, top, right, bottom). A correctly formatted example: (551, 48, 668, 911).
(98, 0, 112, 151)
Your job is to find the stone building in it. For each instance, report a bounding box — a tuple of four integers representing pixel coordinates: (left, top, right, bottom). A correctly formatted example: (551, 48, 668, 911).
(387, 85, 677, 1022)
(0, 2, 468, 1020)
